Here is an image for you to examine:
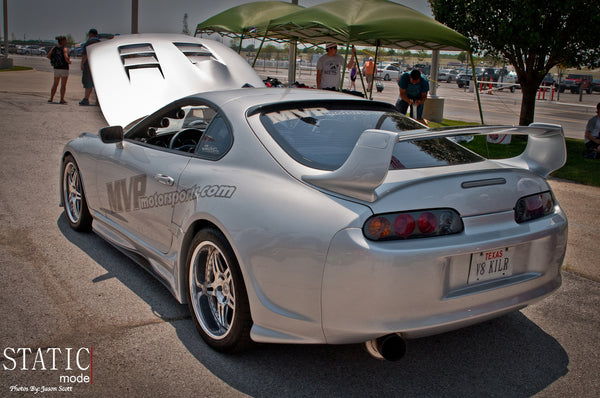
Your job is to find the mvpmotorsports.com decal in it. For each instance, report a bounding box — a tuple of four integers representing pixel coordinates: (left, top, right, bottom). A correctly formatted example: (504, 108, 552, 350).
(3, 347, 93, 393)
(106, 174, 236, 213)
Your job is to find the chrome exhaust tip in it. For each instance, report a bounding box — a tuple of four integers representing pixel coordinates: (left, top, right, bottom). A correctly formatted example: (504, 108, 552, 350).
(364, 333, 407, 361)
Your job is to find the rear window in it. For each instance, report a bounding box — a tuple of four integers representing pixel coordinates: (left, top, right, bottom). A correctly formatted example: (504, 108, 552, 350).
(258, 102, 483, 171)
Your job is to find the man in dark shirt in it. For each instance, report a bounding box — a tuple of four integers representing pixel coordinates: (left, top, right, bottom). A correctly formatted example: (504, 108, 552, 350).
(79, 29, 100, 106)
(395, 69, 429, 121)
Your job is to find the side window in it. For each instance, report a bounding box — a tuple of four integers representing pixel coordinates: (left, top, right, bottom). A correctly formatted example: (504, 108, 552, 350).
(194, 114, 232, 160)
(183, 106, 216, 130)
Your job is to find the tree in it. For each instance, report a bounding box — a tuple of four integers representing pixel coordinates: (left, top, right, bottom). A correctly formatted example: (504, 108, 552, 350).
(429, 0, 600, 125)
(457, 51, 467, 64)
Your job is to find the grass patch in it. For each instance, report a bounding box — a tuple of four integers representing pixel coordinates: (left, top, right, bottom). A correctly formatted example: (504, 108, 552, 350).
(552, 139, 600, 186)
(0, 66, 33, 72)
(428, 119, 600, 187)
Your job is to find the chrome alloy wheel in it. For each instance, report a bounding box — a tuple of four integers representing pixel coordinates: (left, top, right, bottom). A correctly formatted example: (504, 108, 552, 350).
(63, 161, 83, 224)
(189, 241, 236, 339)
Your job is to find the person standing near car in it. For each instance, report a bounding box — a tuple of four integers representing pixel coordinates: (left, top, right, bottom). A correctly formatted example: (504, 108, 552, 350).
(584, 103, 600, 158)
(47, 36, 71, 104)
(79, 29, 100, 106)
(316, 43, 345, 90)
(346, 47, 358, 91)
(396, 69, 430, 122)
(362, 57, 375, 92)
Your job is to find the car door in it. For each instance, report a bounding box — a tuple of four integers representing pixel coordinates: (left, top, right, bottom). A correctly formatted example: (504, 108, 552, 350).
(95, 141, 191, 254)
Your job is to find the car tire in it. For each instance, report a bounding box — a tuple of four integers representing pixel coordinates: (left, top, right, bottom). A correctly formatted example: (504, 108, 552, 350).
(61, 155, 92, 232)
(186, 228, 252, 353)
(384, 74, 390, 81)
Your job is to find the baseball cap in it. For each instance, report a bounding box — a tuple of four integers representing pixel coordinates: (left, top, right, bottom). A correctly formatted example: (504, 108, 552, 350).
(369, 57, 373, 60)
(326, 43, 337, 49)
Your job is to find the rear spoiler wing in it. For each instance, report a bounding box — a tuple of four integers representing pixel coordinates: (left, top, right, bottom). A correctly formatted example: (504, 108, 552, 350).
(302, 123, 566, 202)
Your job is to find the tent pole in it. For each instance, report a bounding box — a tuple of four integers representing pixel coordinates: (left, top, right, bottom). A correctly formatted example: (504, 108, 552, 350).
(370, 41, 380, 100)
(469, 52, 484, 124)
(287, 39, 297, 85)
(356, 53, 367, 97)
(339, 39, 351, 92)
(238, 32, 245, 54)
(252, 34, 268, 68)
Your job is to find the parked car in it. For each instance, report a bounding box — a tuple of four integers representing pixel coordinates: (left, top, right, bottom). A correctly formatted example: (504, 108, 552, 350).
(377, 63, 401, 81)
(437, 69, 458, 83)
(456, 67, 484, 88)
(539, 73, 556, 91)
(60, 34, 568, 359)
(21, 45, 46, 55)
(558, 74, 593, 94)
(592, 79, 600, 93)
(69, 44, 84, 57)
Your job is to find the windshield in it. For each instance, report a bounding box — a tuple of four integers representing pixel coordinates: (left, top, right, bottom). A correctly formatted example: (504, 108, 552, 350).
(258, 102, 483, 171)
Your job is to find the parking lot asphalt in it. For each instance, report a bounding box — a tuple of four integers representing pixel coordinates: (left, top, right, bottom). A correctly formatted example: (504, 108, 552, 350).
(0, 68, 599, 283)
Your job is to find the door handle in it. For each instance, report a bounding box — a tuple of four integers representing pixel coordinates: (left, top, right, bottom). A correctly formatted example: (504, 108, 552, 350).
(154, 174, 174, 186)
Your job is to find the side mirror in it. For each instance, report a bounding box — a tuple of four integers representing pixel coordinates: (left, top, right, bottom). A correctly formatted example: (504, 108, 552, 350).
(99, 126, 124, 144)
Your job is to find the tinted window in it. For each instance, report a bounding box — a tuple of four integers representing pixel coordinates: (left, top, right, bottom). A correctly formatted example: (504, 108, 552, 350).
(259, 104, 482, 171)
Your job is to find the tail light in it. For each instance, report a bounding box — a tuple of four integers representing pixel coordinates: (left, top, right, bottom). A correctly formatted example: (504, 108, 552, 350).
(364, 209, 463, 241)
(514, 191, 555, 223)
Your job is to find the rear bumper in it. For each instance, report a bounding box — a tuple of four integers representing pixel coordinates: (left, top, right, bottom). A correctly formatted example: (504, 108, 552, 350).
(322, 208, 567, 344)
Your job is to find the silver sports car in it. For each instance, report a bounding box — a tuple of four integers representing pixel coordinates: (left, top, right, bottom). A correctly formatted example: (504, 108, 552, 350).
(60, 35, 568, 360)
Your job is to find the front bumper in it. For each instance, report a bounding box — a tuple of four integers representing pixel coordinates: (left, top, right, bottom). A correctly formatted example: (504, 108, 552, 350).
(321, 208, 567, 344)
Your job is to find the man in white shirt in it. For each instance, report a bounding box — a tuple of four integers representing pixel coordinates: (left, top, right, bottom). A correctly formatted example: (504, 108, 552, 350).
(316, 43, 345, 90)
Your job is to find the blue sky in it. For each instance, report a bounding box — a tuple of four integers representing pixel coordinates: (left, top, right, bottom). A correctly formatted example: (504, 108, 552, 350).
(3, 0, 432, 42)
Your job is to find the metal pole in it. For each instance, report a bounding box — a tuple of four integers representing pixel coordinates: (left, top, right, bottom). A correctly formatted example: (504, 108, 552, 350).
(1, 0, 12, 68)
(131, 0, 139, 34)
(339, 39, 351, 91)
(286, 0, 298, 85)
(252, 34, 267, 68)
(469, 52, 484, 124)
(370, 42, 380, 100)
(3, 0, 8, 59)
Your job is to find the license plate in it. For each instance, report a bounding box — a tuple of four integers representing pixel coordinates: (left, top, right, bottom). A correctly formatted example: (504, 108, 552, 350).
(468, 247, 513, 284)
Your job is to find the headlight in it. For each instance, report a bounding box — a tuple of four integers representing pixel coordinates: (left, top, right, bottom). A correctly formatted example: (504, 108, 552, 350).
(514, 191, 555, 223)
(363, 209, 463, 241)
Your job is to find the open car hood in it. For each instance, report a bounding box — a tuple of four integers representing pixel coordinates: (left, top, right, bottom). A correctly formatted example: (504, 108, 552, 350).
(87, 33, 265, 127)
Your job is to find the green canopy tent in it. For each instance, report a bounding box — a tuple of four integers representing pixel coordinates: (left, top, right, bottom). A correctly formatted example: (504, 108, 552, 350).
(264, 0, 482, 122)
(194, 1, 304, 60)
(195, 0, 482, 122)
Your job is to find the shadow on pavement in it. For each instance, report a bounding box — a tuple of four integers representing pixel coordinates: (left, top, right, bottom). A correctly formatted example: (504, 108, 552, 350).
(58, 214, 569, 397)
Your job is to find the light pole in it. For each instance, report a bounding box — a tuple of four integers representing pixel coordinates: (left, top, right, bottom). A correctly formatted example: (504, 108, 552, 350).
(132, 0, 139, 34)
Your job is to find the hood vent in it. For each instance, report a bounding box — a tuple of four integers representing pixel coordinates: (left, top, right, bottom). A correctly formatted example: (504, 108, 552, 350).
(118, 43, 163, 79)
(174, 42, 218, 64)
